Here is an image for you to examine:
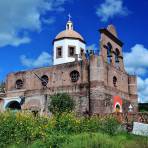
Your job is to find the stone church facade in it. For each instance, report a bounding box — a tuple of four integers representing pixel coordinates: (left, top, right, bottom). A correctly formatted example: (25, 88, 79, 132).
(2, 19, 138, 114)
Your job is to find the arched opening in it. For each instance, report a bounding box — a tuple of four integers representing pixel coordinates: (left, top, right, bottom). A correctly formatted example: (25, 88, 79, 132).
(41, 75, 49, 86)
(115, 104, 121, 112)
(115, 48, 120, 68)
(113, 76, 117, 87)
(6, 101, 21, 110)
(70, 70, 80, 82)
(107, 42, 112, 64)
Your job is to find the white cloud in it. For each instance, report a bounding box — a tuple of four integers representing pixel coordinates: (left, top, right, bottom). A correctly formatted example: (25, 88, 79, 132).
(124, 44, 148, 76)
(137, 77, 148, 103)
(20, 52, 52, 68)
(42, 17, 56, 25)
(96, 0, 129, 22)
(124, 44, 148, 103)
(0, 0, 69, 47)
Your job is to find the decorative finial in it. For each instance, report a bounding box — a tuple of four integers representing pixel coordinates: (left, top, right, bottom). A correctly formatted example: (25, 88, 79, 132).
(68, 13, 72, 21)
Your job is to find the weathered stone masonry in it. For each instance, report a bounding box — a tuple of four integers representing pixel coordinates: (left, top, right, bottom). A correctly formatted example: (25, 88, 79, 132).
(4, 24, 138, 114)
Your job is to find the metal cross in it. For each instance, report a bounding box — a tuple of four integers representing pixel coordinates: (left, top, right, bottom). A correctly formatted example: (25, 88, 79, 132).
(68, 13, 72, 21)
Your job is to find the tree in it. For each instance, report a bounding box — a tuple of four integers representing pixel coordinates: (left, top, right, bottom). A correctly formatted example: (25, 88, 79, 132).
(0, 81, 5, 93)
(49, 93, 75, 115)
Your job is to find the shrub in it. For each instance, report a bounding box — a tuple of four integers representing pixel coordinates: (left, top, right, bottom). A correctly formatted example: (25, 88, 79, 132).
(54, 112, 80, 134)
(49, 93, 75, 115)
(0, 111, 51, 147)
(79, 116, 102, 133)
(100, 116, 120, 135)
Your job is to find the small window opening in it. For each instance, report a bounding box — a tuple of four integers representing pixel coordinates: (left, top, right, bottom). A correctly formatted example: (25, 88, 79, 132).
(70, 70, 80, 82)
(69, 46, 75, 57)
(113, 76, 117, 87)
(16, 79, 23, 89)
(56, 47, 62, 58)
(67, 24, 69, 30)
(41, 75, 49, 86)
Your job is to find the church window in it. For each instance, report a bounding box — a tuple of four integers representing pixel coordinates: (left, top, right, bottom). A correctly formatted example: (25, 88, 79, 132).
(70, 70, 80, 82)
(113, 76, 117, 87)
(106, 42, 112, 64)
(67, 24, 69, 30)
(115, 48, 120, 67)
(56, 47, 62, 58)
(41, 75, 49, 86)
(68, 46, 75, 57)
(16, 79, 23, 89)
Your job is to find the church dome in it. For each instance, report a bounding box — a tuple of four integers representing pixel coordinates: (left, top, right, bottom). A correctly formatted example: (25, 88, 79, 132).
(55, 29, 84, 42)
(53, 19, 85, 43)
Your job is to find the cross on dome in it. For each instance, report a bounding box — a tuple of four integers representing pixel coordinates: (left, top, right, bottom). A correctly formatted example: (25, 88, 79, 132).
(66, 14, 73, 30)
(68, 13, 72, 21)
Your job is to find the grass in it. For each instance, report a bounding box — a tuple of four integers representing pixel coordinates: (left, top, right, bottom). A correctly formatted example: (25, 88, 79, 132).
(62, 132, 148, 148)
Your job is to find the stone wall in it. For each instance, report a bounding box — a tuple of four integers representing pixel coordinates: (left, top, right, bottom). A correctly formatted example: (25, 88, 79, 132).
(4, 24, 138, 115)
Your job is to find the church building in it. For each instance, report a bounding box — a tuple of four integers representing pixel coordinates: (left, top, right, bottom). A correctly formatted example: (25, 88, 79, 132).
(0, 17, 138, 114)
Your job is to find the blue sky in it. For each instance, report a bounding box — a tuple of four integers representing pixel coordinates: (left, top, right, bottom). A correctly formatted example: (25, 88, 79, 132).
(0, 0, 148, 103)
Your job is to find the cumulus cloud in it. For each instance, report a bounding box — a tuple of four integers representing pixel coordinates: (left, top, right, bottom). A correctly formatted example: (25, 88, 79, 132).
(124, 44, 148, 76)
(20, 52, 52, 68)
(96, 0, 129, 22)
(124, 44, 148, 103)
(0, 0, 69, 47)
(137, 77, 148, 103)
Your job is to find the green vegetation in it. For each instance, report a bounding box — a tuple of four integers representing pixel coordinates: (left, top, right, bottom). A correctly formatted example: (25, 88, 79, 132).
(0, 81, 5, 93)
(0, 93, 147, 148)
(49, 93, 75, 115)
(0, 111, 147, 148)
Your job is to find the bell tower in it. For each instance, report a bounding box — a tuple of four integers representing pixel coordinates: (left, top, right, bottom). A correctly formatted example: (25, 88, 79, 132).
(99, 25, 124, 71)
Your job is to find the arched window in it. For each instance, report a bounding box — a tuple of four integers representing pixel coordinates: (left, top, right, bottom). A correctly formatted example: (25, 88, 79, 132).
(115, 48, 120, 68)
(107, 42, 112, 64)
(16, 79, 23, 89)
(113, 76, 117, 87)
(41, 75, 49, 86)
(67, 24, 69, 30)
(70, 70, 80, 82)
(115, 48, 120, 62)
